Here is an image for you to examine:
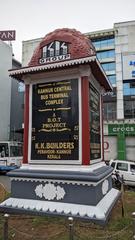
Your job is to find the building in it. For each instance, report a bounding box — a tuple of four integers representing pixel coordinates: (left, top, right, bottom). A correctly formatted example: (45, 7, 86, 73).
(0, 40, 24, 142)
(87, 20, 135, 162)
(22, 20, 135, 161)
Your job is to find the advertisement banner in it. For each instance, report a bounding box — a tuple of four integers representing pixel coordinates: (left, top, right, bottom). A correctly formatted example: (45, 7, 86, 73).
(108, 124, 135, 136)
(122, 53, 135, 80)
(0, 30, 16, 41)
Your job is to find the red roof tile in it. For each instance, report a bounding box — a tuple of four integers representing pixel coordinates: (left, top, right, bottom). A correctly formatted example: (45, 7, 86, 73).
(28, 28, 96, 67)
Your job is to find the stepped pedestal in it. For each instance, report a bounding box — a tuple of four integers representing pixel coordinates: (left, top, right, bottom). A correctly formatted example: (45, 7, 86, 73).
(0, 163, 120, 224)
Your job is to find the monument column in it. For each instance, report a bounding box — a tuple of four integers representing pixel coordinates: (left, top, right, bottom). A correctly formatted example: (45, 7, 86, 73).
(23, 84, 29, 164)
(81, 76, 90, 165)
(101, 93, 104, 161)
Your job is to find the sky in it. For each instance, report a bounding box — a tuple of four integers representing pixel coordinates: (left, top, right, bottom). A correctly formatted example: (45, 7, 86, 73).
(1, 0, 135, 62)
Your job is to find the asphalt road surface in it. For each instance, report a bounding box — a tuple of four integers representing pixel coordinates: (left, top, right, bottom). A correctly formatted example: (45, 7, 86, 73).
(0, 174, 11, 192)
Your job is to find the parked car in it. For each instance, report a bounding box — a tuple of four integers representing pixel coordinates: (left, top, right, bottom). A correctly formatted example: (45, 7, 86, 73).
(109, 159, 135, 187)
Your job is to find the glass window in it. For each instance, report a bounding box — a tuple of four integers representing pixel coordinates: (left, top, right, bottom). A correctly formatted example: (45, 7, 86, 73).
(124, 100, 135, 119)
(130, 82, 135, 88)
(92, 41, 100, 48)
(130, 88, 135, 95)
(132, 70, 135, 77)
(97, 50, 115, 60)
(123, 83, 130, 96)
(18, 82, 25, 92)
(111, 162, 116, 168)
(123, 83, 135, 96)
(103, 102, 116, 121)
(0, 143, 9, 157)
(116, 162, 128, 171)
(130, 164, 135, 172)
(101, 62, 115, 72)
(92, 37, 114, 49)
(108, 75, 116, 85)
(108, 38, 115, 45)
(10, 145, 23, 157)
(101, 39, 108, 48)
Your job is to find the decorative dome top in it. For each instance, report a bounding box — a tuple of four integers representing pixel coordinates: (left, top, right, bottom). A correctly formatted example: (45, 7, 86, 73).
(29, 28, 96, 67)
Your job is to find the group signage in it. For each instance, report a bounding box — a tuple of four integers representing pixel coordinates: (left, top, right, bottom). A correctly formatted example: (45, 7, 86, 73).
(89, 84, 101, 160)
(108, 124, 135, 135)
(31, 79, 79, 161)
(39, 41, 70, 64)
(122, 53, 135, 80)
(0, 30, 16, 41)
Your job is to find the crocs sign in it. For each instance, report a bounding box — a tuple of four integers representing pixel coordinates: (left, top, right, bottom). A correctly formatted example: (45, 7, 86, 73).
(108, 124, 135, 135)
(39, 41, 70, 64)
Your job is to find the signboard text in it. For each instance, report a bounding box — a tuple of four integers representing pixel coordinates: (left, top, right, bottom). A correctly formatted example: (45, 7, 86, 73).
(108, 124, 135, 135)
(31, 79, 79, 161)
(39, 41, 70, 64)
(0, 31, 16, 41)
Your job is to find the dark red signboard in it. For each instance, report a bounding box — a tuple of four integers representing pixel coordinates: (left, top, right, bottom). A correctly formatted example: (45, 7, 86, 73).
(0, 31, 16, 41)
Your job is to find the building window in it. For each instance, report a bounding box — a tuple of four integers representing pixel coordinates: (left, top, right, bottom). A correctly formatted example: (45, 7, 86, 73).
(124, 100, 135, 119)
(107, 75, 116, 85)
(97, 50, 115, 60)
(21, 103, 24, 109)
(130, 82, 135, 88)
(123, 83, 135, 96)
(111, 162, 116, 168)
(116, 162, 128, 171)
(92, 37, 114, 49)
(130, 164, 135, 172)
(101, 62, 115, 72)
(103, 102, 116, 120)
(18, 82, 25, 92)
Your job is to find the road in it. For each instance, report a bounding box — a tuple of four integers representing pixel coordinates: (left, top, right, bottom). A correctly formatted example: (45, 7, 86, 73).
(0, 174, 11, 192)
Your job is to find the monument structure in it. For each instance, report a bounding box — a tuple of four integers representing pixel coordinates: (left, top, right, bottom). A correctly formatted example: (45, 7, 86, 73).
(0, 28, 120, 224)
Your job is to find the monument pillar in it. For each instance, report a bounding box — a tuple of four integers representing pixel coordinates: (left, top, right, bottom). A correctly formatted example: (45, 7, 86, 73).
(23, 84, 29, 164)
(81, 75, 90, 165)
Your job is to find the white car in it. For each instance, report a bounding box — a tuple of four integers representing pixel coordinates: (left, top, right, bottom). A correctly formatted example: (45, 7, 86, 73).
(109, 159, 135, 187)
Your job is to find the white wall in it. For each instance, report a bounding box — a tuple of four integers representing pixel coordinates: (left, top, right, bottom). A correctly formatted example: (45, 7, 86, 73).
(126, 137, 135, 161)
(22, 38, 42, 66)
(104, 136, 117, 161)
(0, 40, 12, 140)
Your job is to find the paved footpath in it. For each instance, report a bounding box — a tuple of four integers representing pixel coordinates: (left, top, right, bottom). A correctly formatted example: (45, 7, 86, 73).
(0, 174, 11, 192)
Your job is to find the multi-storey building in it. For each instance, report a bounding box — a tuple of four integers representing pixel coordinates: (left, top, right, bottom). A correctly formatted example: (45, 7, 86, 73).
(0, 40, 24, 142)
(87, 20, 135, 162)
(22, 20, 135, 161)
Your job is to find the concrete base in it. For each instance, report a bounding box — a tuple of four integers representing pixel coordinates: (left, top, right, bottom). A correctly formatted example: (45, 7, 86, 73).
(0, 162, 120, 225)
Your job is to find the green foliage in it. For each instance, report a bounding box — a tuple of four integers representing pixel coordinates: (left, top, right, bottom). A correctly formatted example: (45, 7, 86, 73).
(109, 217, 132, 231)
(32, 215, 66, 226)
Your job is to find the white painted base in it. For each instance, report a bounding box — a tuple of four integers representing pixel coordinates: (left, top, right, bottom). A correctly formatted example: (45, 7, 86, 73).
(21, 161, 106, 172)
(0, 188, 120, 222)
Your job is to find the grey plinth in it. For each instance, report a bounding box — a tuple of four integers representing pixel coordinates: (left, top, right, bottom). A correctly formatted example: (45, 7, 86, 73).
(0, 163, 120, 225)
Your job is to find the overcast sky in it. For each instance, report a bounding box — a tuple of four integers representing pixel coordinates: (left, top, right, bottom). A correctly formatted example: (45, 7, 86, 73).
(1, 0, 135, 62)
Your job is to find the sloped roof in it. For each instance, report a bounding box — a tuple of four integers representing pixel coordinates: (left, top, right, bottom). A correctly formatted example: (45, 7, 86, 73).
(28, 28, 96, 66)
(9, 28, 112, 91)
